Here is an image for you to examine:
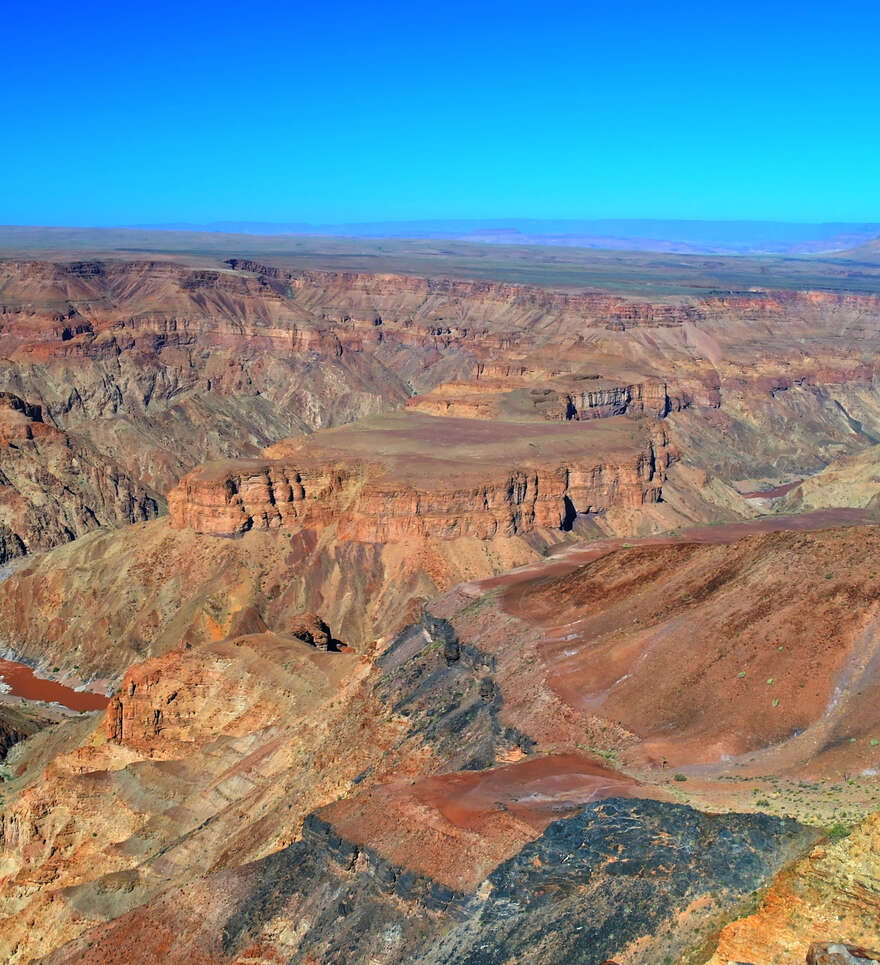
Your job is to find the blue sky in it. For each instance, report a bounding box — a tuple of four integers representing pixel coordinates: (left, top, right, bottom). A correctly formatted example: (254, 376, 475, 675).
(3, 0, 880, 225)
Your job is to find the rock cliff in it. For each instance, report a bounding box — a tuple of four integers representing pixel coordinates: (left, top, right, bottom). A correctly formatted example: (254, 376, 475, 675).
(1, 515, 878, 964)
(167, 412, 675, 541)
(3, 256, 880, 962)
(4, 258, 880, 558)
(0, 392, 161, 562)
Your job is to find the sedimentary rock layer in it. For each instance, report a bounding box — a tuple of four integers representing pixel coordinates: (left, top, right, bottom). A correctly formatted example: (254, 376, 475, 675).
(167, 412, 676, 540)
(4, 257, 880, 558)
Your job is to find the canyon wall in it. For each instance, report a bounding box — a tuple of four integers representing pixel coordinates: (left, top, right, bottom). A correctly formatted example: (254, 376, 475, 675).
(3, 257, 880, 559)
(166, 419, 676, 541)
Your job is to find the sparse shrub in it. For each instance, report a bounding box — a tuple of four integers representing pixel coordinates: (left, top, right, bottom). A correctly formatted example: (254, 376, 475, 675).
(674, 773, 687, 782)
(826, 823, 852, 841)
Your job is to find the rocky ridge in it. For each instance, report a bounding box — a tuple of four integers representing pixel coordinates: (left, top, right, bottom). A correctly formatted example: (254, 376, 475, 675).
(5, 258, 880, 559)
(1, 257, 880, 962)
(167, 413, 676, 541)
(0, 520, 878, 963)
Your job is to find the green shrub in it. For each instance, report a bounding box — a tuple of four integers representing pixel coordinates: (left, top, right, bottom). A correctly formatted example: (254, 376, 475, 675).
(826, 823, 852, 841)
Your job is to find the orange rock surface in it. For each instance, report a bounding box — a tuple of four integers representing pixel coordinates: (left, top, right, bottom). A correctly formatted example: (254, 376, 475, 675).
(167, 412, 676, 540)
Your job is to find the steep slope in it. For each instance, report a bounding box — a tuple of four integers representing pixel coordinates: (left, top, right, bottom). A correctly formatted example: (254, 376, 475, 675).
(0, 392, 160, 558)
(707, 811, 880, 964)
(779, 445, 880, 512)
(0, 514, 551, 685)
(1, 517, 878, 963)
(168, 411, 676, 540)
(41, 801, 816, 965)
(487, 522, 880, 776)
(3, 257, 880, 962)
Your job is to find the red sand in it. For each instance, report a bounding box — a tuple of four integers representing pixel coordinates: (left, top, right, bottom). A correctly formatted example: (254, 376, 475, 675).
(412, 752, 638, 830)
(740, 479, 802, 499)
(0, 660, 109, 712)
(488, 514, 880, 770)
(477, 507, 875, 598)
(319, 753, 639, 888)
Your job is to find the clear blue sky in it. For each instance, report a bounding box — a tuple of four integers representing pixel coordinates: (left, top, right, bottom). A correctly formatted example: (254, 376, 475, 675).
(4, 0, 879, 225)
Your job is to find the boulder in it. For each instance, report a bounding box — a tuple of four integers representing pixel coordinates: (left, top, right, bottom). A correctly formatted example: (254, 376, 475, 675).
(290, 612, 333, 651)
(807, 944, 880, 965)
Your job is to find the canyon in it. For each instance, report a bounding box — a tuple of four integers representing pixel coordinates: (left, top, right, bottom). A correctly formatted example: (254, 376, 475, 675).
(0, 251, 878, 963)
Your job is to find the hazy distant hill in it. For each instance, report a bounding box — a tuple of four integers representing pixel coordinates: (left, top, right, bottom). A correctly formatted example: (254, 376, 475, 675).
(833, 237, 880, 263)
(6, 225, 880, 296)
(131, 218, 880, 256)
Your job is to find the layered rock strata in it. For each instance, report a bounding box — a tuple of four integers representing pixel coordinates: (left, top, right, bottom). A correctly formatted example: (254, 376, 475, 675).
(5, 257, 880, 559)
(0, 392, 161, 562)
(38, 799, 817, 965)
(167, 413, 676, 540)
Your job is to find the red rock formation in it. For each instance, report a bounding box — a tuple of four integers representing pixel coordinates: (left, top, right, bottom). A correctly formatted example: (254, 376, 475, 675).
(316, 753, 638, 889)
(106, 633, 317, 754)
(0, 393, 62, 444)
(0, 391, 161, 562)
(289, 612, 333, 650)
(167, 414, 676, 541)
(5, 256, 880, 563)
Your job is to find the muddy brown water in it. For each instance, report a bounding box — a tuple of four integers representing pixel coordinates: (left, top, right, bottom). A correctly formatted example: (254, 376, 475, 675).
(0, 660, 109, 712)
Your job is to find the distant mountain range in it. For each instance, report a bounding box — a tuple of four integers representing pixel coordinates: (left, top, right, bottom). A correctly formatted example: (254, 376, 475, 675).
(130, 219, 880, 256)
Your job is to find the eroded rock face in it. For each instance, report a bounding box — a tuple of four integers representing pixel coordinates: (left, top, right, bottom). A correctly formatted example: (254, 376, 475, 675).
(5, 258, 880, 559)
(105, 631, 343, 755)
(1, 516, 878, 964)
(289, 612, 333, 650)
(0, 392, 161, 563)
(167, 413, 676, 541)
(37, 799, 817, 965)
(0, 704, 50, 759)
(0, 510, 557, 684)
(708, 813, 880, 965)
(5, 258, 880, 963)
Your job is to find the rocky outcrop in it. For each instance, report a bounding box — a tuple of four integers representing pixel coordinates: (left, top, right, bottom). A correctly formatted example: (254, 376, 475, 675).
(0, 392, 60, 444)
(808, 945, 880, 965)
(0, 394, 162, 563)
(289, 612, 334, 650)
(4, 512, 880, 963)
(37, 799, 818, 965)
(167, 413, 676, 540)
(4, 257, 880, 561)
(105, 631, 336, 754)
(166, 448, 671, 541)
(0, 705, 49, 759)
(0, 503, 556, 684)
(708, 812, 880, 965)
